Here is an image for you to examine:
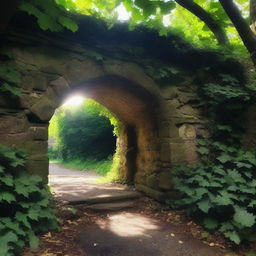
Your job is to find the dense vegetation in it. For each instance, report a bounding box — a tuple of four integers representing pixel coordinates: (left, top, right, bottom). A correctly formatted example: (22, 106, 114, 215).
(12, 0, 256, 64)
(1, 0, 256, 250)
(0, 145, 58, 256)
(169, 74, 256, 244)
(49, 98, 118, 175)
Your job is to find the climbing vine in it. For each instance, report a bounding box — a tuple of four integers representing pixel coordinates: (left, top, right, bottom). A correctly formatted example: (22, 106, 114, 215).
(0, 50, 22, 97)
(0, 145, 58, 256)
(168, 68, 256, 244)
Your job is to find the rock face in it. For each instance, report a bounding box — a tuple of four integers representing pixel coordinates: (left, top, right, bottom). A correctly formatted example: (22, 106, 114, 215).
(0, 13, 243, 198)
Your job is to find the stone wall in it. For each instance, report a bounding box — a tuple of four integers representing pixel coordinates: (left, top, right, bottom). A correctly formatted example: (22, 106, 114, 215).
(0, 14, 223, 201)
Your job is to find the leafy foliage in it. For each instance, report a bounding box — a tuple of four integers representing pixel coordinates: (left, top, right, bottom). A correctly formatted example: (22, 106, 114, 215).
(0, 51, 22, 97)
(49, 99, 117, 161)
(170, 137, 256, 245)
(19, 0, 78, 32)
(0, 144, 58, 256)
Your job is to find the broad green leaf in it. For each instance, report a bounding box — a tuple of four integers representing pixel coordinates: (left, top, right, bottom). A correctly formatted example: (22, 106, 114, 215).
(14, 182, 29, 197)
(16, 212, 31, 228)
(1, 175, 13, 186)
(28, 231, 39, 249)
(203, 218, 219, 229)
(217, 154, 232, 164)
(224, 231, 241, 244)
(58, 16, 78, 32)
(0, 192, 15, 203)
(197, 147, 209, 155)
(0, 231, 18, 254)
(198, 199, 210, 213)
(233, 207, 255, 227)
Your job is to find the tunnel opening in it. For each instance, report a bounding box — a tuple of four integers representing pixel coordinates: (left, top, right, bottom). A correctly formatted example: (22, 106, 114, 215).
(48, 96, 118, 182)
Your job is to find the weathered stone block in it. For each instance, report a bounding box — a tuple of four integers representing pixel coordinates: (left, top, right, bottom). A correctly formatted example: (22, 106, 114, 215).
(28, 153, 48, 161)
(0, 133, 28, 147)
(160, 143, 170, 162)
(50, 77, 70, 97)
(24, 141, 48, 155)
(179, 124, 196, 139)
(21, 74, 48, 92)
(30, 97, 55, 121)
(0, 114, 28, 134)
(146, 174, 158, 189)
(158, 121, 169, 137)
(29, 126, 48, 141)
(136, 184, 167, 202)
(158, 171, 174, 190)
(26, 159, 49, 183)
(169, 142, 187, 163)
(178, 104, 200, 117)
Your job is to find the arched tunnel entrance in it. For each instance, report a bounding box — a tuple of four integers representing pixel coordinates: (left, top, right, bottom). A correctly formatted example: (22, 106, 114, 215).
(51, 75, 160, 185)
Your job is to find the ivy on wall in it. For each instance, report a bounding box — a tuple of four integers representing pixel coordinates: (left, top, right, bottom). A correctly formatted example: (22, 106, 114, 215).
(0, 50, 22, 97)
(0, 145, 58, 256)
(168, 70, 256, 244)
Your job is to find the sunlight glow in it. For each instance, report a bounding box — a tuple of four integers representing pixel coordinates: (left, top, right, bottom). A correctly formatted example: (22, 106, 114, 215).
(116, 4, 131, 21)
(97, 213, 159, 237)
(163, 14, 171, 27)
(63, 95, 84, 107)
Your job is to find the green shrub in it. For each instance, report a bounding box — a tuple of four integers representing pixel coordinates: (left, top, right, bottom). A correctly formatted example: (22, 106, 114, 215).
(0, 144, 58, 256)
(169, 139, 256, 245)
(49, 99, 117, 161)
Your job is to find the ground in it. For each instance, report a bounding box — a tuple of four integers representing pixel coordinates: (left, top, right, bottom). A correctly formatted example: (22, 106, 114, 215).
(21, 164, 252, 256)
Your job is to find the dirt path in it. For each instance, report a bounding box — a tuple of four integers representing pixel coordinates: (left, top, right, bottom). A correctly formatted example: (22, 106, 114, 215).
(33, 163, 233, 256)
(49, 163, 139, 204)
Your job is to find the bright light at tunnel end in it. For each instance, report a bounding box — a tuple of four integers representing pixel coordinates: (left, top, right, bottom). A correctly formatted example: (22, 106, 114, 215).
(62, 95, 85, 107)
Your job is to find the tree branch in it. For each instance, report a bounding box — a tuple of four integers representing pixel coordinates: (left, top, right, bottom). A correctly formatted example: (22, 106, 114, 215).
(250, 0, 256, 34)
(219, 0, 256, 64)
(174, 0, 229, 45)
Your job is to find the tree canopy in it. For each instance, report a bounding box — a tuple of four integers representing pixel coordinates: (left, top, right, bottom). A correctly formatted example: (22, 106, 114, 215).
(14, 0, 256, 65)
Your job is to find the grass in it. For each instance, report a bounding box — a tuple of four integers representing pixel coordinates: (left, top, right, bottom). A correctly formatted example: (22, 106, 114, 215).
(50, 151, 121, 184)
(54, 158, 113, 175)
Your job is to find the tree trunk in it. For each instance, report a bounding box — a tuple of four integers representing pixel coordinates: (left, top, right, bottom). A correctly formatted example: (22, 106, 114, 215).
(175, 0, 229, 45)
(250, 0, 256, 34)
(219, 0, 256, 65)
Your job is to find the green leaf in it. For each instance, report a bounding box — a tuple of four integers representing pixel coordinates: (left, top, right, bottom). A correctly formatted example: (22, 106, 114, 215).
(198, 199, 210, 213)
(1, 82, 21, 97)
(16, 212, 31, 228)
(224, 231, 241, 244)
(159, 1, 176, 15)
(0, 192, 15, 203)
(214, 194, 232, 206)
(0, 231, 18, 254)
(217, 154, 232, 163)
(28, 207, 40, 221)
(28, 231, 39, 249)
(14, 182, 29, 197)
(203, 218, 219, 229)
(233, 207, 255, 227)
(197, 147, 209, 155)
(58, 16, 78, 32)
(195, 188, 208, 199)
(1, 218, 26, 236)
(1, 175, 13, 186)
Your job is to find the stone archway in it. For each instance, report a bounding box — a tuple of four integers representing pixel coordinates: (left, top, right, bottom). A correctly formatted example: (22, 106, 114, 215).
(0, 12, 221, 201)
(48, 75, 160, 186)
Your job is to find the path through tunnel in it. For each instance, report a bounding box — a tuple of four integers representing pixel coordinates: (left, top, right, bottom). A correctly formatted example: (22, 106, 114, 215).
(47, 75, 161, 203)
(49, 75, 160, 185)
